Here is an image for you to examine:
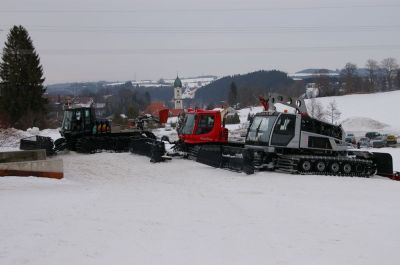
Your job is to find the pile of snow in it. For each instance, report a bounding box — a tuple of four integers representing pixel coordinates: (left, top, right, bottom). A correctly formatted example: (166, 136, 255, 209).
(341, 117, 390, 135)
(26, 127, 40, 135)
(0, 128, 32, 149)
(0, 127, 61, 149)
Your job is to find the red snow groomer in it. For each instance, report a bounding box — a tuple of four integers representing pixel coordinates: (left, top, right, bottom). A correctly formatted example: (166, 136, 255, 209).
(177, 108, 229, 145)
(172, 107, 244, 164)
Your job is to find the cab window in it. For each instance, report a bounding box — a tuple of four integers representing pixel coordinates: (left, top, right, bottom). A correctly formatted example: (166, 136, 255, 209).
(196, 115, 215, 135)
(84, 109, 91, 126)
(271, 114, 296, 146)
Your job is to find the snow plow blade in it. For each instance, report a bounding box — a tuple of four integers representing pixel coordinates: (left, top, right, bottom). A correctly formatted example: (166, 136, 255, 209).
(130, 138, 166, 163)
(372, 152, 398, 179)
(20, 136, 55, 156)
(196, 145, 250, 173)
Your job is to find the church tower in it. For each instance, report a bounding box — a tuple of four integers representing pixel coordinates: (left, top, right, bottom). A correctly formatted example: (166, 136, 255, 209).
(174, 75, 183, 109)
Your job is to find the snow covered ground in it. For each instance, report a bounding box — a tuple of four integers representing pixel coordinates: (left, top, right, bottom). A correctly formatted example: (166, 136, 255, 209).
(1, 152, 400, 265)
(2, 91, 400, 264)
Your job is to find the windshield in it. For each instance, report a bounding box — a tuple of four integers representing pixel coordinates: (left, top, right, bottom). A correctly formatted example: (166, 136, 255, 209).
(246, 115, 277, 143)
(180, 114, 196, 135)
(62, 110, 73, 131)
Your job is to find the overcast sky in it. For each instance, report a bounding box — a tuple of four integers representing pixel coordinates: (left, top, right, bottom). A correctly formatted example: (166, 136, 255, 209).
(1, 0, 399, 84)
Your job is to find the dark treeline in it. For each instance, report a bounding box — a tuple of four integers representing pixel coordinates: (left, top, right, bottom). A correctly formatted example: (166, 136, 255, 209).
(98, 83, 145, 119)
(48, 82, 174, 104)
(195, 70, 304, 107)
(313, 58, 400, 97)
(47, 81, 174, 120)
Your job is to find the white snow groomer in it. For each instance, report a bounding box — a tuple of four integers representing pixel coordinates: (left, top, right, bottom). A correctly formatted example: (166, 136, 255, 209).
(196, 94, 399, 179)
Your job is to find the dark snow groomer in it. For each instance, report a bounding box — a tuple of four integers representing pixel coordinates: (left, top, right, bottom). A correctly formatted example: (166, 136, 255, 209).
(20, 103, 169, 161)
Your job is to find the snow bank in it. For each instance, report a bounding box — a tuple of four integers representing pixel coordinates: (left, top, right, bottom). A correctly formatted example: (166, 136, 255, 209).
(0, 128, 61, 148)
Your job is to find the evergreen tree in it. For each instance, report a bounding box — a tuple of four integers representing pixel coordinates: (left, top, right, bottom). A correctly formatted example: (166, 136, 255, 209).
(127, 105, 139, 119)
(0, 25, 47, 129)
(206, 102, 215, 110)
(225, 113, 240, 124)
(227, 81, 238, 106)
(144, 91, 151, 106)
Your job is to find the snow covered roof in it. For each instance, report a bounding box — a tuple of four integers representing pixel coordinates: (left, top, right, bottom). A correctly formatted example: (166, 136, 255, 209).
(95, 103, 106, 109)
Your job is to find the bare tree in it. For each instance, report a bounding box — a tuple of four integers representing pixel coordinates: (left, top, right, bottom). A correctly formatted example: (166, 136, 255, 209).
(365, 59, 380, 92)
(326, 100, 341, 124)
(341, 62, 358, 94)
(315, 71, 333, 96)
(397, 69, 400, 89)
(307, 98, 326, 121)
(380, 57, 399, 91)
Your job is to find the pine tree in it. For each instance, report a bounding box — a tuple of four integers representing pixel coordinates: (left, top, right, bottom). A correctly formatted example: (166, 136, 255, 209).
(144, 91, 151, 107)
(0, 25, 47, 129)
(227, 81, 238, 106)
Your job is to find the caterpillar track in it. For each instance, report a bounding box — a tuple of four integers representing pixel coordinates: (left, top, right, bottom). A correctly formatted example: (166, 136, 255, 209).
(275, 155, 376, 177)
(75, 135, 133, 154)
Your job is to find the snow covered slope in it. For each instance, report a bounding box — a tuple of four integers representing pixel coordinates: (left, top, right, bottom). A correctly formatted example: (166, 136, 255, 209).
(310, 90, 400, 134)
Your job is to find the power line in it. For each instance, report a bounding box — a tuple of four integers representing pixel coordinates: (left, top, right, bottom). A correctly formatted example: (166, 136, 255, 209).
(0, 4, 399, 13)
(2, 45, 400, 55)
(1, 25, 400, 34)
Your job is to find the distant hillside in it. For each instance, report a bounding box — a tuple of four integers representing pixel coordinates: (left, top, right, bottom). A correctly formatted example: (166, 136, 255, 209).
(194, 70, 302, 106)
(46, 82, 109, 95)
(133, 85, 174, 104)
(290, 68, 378, 79)
(45, 76, 217, 102)
(45, 71, 303, 107)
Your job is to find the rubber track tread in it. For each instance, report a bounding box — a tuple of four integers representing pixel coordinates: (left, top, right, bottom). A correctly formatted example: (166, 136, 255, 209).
(276, 154, 376, 177)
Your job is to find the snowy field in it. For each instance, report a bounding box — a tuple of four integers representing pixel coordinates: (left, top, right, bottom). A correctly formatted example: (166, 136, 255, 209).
(2, 152, 400, 265)
(2, 91, 400, 264)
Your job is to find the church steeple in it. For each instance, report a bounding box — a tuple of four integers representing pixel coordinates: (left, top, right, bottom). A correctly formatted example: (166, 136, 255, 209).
(174, 75, 183, 109)
(174, 75, 182, 88)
